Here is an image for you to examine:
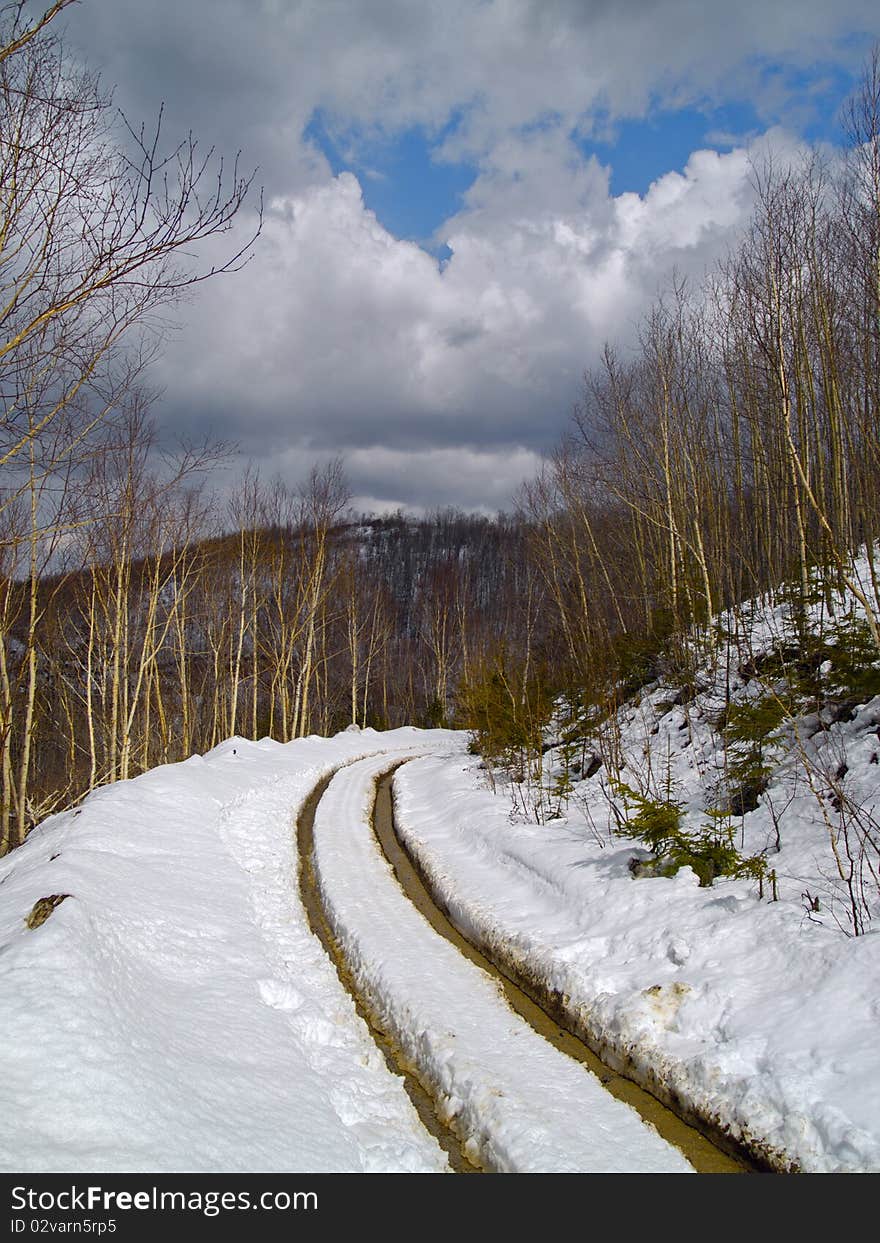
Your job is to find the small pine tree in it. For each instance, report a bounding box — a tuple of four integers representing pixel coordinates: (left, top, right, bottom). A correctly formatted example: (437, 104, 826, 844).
(614, 782, 766, 888)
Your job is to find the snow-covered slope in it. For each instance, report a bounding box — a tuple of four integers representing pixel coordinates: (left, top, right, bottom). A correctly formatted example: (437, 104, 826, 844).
(5, 563, 879, 1174)
(393, 575, 880, 1173)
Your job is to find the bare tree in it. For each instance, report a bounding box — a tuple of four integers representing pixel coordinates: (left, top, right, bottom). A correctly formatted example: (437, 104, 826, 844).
(0, 0, 259, 853)
(1, 1, 259, 481)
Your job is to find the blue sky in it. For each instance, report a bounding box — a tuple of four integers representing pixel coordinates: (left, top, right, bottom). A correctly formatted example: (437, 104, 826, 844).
(305, 112, 474, 251)
(303, 49, 871, 247)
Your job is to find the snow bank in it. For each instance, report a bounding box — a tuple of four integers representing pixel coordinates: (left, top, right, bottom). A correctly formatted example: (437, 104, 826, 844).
(394, 690, 880, 1171)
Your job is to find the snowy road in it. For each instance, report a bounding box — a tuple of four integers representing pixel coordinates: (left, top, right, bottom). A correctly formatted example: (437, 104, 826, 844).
(0, 727, 759, 1173)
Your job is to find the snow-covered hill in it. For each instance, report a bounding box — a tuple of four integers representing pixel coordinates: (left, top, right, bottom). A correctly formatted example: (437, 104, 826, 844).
(394, 567, 880, 1172)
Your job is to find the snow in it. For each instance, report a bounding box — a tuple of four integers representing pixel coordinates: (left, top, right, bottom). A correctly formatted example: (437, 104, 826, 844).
(0, 729, 455, 1173)
(311, 751, 692, 1173)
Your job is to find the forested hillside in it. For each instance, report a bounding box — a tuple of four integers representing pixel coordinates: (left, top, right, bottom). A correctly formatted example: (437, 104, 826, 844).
(479, 54, 880, 835)
(0, 471, 537, 853)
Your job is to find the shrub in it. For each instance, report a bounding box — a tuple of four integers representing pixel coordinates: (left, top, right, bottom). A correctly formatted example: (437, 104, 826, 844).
(824, 613, 880, 701)
(614, 782, 766, 888)
(457, 649, 553, 779)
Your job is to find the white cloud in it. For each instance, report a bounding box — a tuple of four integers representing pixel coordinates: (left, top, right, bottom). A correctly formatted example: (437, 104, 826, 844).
(64, 1, 877, 191)
(156, 127, 785, 508)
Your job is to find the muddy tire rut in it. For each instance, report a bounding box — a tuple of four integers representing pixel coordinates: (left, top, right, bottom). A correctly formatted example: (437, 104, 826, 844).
(296, 769, 481, 1173)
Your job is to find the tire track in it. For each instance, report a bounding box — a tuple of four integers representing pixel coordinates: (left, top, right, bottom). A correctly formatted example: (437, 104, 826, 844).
(299, 758, 751, 1172)
(296, 768, 481, 1173)
(374, 766, 754, 1174)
